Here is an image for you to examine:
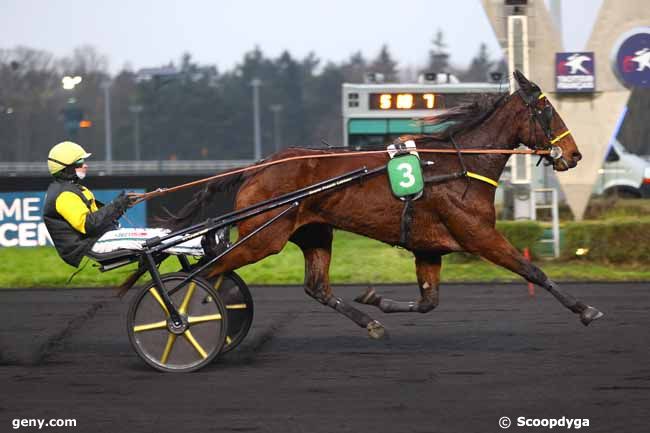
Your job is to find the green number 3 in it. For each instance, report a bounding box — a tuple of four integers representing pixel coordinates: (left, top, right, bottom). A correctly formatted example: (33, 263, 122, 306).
(397, 162, 416, 188)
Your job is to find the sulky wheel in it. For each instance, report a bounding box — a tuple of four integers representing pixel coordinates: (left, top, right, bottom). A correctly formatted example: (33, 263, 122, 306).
(127, 273, 228, 373)
(205, 272, 254, 353)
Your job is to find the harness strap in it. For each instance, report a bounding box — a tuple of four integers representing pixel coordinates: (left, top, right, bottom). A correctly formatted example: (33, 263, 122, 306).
(423, 169, 497, 188)
(449, 134, 472, 199)
(529, 91, 572, 149)
(398, 169, 496, 248)
(399, 198, 414, 248)
(423, 171, 466, 184)
(466, 171, 498, 187)
(550, 130, 571, 145)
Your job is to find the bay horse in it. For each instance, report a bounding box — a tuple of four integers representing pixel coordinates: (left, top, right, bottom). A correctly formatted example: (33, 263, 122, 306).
(166, 71, 603, 338)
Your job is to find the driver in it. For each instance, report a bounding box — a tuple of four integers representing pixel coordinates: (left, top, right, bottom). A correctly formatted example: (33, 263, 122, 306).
(42, 141, 205, 267)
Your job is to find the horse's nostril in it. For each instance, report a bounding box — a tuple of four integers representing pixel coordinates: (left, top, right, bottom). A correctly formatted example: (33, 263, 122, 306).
(573, 152, 582, 162)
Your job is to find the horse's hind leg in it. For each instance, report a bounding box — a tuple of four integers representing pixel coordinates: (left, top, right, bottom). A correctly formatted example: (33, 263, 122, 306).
(292, 224, 386, 339)
(467, 231, 603, 326)
(355, 253, 441, 313)
(206, 214, 296, 277)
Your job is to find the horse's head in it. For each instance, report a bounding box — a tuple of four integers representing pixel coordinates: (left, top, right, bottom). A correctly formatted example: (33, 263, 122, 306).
(513, 70, 581, 171)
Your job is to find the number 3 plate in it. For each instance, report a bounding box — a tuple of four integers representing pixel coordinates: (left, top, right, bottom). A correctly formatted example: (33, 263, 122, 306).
(387, 154, 424, 198)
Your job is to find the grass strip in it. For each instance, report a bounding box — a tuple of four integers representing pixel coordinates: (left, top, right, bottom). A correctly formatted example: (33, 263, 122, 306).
(1, 231, 648, 288)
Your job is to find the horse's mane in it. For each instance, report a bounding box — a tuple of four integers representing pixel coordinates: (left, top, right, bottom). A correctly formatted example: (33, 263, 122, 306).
(419, 92, 509, 140)
(292, 92, 509, 152)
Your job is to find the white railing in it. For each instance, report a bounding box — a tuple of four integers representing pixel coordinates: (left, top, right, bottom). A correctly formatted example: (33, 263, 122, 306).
(531, 188, 560, 258)
(0, 160, 255, 176)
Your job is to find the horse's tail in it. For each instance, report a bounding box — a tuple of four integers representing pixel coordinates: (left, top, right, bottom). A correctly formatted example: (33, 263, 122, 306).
(160, 171, 249, 230)
(114, 171, 249, 297)
(115, 265, 148, 298)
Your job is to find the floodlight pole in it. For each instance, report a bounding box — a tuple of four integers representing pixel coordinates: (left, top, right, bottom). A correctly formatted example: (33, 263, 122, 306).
(270, 104, 283, 152)
(101, 81, 113, 172)
(251, 78, 262, 161)
(129, 105, 143, 160)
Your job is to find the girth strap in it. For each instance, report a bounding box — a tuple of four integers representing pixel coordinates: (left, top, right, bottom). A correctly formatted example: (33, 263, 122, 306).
(423, 170, 498, 188)
(399, 198, 414, 248)
(397, 169, 497, 248)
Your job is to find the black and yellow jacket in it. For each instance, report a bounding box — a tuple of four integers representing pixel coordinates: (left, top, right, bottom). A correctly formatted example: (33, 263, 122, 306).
(42, 179, 126, 267)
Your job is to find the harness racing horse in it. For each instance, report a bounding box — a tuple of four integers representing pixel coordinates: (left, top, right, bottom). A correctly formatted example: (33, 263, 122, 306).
(167, 71, 604, 338)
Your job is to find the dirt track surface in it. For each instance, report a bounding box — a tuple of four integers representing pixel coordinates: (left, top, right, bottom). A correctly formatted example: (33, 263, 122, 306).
(1, 283, 649, 433)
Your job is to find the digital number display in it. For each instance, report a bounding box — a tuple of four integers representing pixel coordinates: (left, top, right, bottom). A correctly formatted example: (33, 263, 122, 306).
(369, 93, 445, 110)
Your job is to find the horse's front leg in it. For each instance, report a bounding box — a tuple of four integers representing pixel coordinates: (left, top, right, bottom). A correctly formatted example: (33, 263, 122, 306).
(355, 253, 441, 313)
(462, 229, 604, 326)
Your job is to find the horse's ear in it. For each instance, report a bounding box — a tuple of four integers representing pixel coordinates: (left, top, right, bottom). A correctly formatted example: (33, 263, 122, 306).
(513, 69, 528, 85)
(513, 70, 534, 93)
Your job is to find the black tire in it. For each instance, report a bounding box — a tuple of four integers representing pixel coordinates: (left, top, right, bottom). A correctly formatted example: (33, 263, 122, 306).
(206, 272, 254, 353)
(127, 273, 228, 373)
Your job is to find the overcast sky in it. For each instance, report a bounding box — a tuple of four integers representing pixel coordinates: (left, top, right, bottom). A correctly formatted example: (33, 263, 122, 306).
(2, 0, 602, 74)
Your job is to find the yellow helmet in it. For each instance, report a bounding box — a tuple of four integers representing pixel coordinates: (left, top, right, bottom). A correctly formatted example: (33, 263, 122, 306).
(47, 141, 92, 175)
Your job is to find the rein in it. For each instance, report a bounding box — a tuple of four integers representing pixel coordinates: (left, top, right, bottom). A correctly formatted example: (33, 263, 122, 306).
(131, 147, 551, 204)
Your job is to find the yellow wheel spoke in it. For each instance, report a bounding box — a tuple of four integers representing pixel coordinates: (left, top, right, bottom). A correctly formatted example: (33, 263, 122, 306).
(178, 281, 197, 314)
(226, 335, 232, 345)
(183, 330, 208, 359)
(213, 274, 224, 291)
(187, 314, 223, 324)
(133, 320, 167, 333)
(149, 288, 169, 316)
(226, 303, 247, 310)
(160, 333, 177, 364)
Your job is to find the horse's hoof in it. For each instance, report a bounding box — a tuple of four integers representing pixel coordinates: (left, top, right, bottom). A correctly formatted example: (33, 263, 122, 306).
(355, 287, 380, 305)
(580, 306, 604, 326)
(367, 320, 387, 339)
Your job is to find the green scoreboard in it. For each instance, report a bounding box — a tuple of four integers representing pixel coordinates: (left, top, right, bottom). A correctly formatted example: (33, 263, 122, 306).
(342, 82, 506, 148)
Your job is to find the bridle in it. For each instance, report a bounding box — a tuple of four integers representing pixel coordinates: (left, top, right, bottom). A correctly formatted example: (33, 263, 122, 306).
(517, 88, 572, 169)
